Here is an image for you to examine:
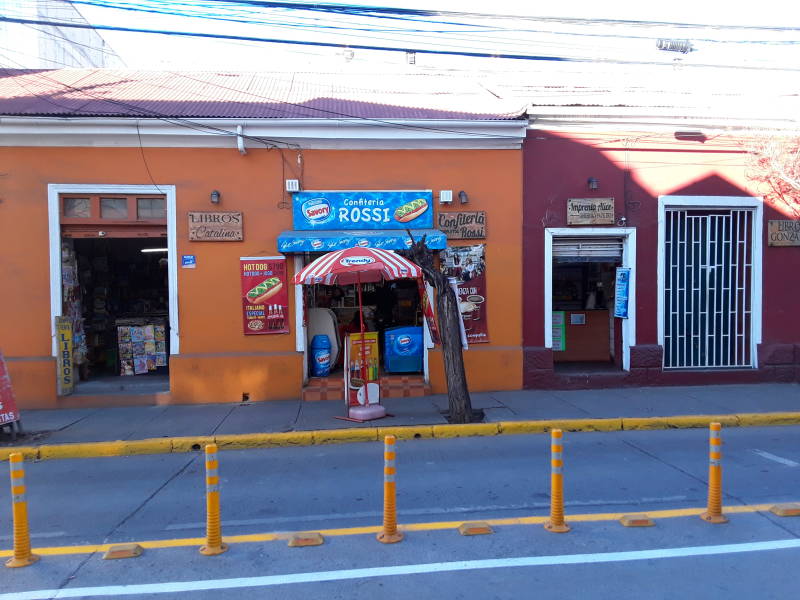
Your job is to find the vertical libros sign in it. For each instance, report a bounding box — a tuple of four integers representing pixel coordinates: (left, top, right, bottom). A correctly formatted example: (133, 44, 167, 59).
(55, 316, 75, 395)
(614, 267, 631, 319)
(0, 351, 21, 425)
(240, 256, 289, 335)
(441, 244, 489, 344)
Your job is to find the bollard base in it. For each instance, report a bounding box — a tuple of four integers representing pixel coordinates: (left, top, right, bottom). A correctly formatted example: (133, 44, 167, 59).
(544, 521, 571, 533)
(199, 543, 228, 556)
(377, 530, 404, 544)
(5, 554, 39, 568)
(700, 511, 728, 524)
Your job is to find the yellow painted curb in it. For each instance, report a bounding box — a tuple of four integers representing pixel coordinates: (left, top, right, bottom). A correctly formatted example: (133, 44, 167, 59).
(377, 425, 434, 440)
(432, 423, 500, 438)
(38, 439, 173, 460)
(736, 412, 800, 427)
(622, 415, 739, 431)
(170, 436, 215, 453)
(554, 418, 622, 432)
(497, 421, 550, 435)
(312, 428, 378, 445)
(214, 432, 314, 450)
(0, 446, 38, 461)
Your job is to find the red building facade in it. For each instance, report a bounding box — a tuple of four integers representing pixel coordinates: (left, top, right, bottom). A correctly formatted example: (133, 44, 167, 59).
(522, 129, 800, 388)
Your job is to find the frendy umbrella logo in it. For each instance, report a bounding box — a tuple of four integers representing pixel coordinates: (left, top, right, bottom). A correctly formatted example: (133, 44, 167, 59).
(339, 256, 376, 267)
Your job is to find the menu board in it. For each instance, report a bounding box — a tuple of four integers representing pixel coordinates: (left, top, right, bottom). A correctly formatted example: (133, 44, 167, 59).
(440, 244, 489, 344)
(240, 256, 289, 335)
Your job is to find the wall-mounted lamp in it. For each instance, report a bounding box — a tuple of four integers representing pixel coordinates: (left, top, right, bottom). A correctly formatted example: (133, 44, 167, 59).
(458, 190, 469, 204)
(210, 190, 221, 204)
(439, 190, 453, 204)
(587, 178, 599, 191)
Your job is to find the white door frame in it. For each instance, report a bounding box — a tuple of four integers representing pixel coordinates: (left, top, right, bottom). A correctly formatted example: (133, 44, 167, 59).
(544, 227, 637, 371)
(47, 184, 179, 356)
(657, 195, 763, 368)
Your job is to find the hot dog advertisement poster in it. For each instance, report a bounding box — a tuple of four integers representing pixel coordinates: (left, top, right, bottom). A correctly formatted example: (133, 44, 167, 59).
(291, 190, 433, 231)
(240, 256, 289, 335)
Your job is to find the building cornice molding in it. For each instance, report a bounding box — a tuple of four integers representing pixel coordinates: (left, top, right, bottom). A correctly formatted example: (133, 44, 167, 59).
(0, 117, 527, 149)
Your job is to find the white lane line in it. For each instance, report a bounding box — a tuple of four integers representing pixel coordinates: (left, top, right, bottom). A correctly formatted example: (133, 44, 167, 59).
(166, 496, 688, 530)
(752, 449, 799, 467)
(5, 539, 800, 599)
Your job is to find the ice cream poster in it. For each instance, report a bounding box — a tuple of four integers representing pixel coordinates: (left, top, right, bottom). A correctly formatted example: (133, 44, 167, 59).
(440, 244, 489, 344)
(240, 256, 289, 335)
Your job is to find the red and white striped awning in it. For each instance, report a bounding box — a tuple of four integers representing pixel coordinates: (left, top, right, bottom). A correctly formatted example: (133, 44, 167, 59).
(293, 247, 422, 286)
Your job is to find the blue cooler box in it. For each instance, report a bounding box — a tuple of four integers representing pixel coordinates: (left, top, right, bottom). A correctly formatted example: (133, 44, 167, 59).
(383, 326, 423, 373)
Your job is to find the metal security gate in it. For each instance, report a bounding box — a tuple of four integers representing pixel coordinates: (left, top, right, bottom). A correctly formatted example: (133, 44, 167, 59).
(664, 209, 754, 368)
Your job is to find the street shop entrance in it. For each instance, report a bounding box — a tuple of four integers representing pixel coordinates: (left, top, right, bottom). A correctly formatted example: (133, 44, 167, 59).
(302, 254, 426, 384)
(58, 192, 171, 395)
(545, 228, 636, 371)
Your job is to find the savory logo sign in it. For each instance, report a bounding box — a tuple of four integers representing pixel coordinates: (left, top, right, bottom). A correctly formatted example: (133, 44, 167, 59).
(292, 191, 433, 230)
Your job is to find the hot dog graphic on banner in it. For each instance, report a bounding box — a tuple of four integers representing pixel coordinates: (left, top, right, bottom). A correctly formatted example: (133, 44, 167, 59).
(240, 256, 289, 335)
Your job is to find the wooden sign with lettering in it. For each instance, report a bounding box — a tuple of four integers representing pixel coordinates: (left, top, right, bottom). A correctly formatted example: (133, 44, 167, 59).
(188, 211, 243, 241)
(437, 211, 486, 240)
(567, 198, 615, 225)
(768, 220, 800, 246)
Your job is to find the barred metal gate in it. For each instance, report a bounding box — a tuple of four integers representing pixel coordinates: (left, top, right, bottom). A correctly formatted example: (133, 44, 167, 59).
(664, 209, 754, 369)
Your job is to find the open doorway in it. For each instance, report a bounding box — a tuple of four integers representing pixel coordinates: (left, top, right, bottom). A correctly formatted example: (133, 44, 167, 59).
(55, 190, 173, 396)
(552, 259, 621, 372)
(302, 255, 425, 383)
(61, 237, 170, 394)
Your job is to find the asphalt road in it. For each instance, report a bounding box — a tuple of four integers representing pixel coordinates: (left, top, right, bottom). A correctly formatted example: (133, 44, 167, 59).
(2, 426, 800, 599)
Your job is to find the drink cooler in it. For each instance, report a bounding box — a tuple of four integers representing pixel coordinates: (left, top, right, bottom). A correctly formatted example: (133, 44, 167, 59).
(383, 326, 424, 373)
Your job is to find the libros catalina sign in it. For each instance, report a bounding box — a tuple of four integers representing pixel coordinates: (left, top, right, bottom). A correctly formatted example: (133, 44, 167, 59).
(292, 191, 433, 231)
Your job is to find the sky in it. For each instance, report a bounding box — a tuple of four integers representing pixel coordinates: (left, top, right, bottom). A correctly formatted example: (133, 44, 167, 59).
(55, 1, 800, 73)
(2, 0, 799, 79)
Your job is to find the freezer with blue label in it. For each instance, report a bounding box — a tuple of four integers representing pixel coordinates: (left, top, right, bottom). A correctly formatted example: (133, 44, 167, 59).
(383, 326, 423, 373)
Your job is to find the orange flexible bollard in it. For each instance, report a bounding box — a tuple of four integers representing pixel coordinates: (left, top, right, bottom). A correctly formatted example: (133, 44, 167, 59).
(199, 444, 228, 555)
(377, 435, 403, 544)
(5, 453, 39, 568)
(544, 429, 570, 533)
(700, 422, 728, 524)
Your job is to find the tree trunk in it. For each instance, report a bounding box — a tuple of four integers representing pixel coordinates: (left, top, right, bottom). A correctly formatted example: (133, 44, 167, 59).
(402, 232, 474, 423)
(436, 277, 474, 423)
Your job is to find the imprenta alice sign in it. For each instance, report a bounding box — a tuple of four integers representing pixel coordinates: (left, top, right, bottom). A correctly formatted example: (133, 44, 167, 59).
(567, 198, 615, 225)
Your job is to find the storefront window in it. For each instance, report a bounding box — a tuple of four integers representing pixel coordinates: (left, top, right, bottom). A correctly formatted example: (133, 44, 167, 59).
(100, 198, 129, 219)
(63, 197, 90, 218)
(137, 197, 166, 220)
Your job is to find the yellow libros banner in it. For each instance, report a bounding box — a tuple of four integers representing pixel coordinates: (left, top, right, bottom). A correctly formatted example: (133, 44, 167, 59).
(55, 316, 74, 396)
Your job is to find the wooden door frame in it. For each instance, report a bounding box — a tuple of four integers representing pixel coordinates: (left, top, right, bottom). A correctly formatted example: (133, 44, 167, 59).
(48, 184, 179, 357)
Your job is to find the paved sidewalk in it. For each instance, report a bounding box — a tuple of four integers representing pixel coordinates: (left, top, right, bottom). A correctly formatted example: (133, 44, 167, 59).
(2, 382, 799, 452)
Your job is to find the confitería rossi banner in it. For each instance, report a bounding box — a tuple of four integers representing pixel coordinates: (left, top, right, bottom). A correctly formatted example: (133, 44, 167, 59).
(440, 244, 489, 344)
(240, 256, 289, 335)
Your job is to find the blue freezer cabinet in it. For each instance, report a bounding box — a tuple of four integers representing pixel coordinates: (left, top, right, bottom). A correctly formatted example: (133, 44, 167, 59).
(383, 326, 423, 373)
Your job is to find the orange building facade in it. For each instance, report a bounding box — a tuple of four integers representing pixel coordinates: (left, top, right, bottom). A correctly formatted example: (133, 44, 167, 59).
(0, 131, 525, 408)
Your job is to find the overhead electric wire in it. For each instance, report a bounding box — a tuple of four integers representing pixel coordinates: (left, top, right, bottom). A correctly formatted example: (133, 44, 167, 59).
(67, 0, 800, 32)
(3, 14, 799, 72)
